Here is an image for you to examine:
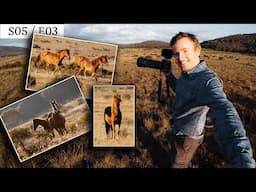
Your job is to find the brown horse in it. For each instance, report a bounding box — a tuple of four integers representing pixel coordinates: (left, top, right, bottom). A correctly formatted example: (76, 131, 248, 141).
(72, 56, 90, 69)
(35, 49, 70, 73)
(104, 94, 122, 139)
(47, 112, 68, 135)
(33, 112, 67, 139)
(75, 55, 109, 80)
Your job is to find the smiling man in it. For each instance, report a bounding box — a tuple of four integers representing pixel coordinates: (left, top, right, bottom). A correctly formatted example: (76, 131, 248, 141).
(165, 32, 255, 168)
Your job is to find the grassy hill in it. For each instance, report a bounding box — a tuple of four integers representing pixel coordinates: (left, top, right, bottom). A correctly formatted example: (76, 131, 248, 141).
(118, 40, 170, 48)
(0, 46, 27, 56)
(201, 33, 256, 54)
(121, 34, 256, 55)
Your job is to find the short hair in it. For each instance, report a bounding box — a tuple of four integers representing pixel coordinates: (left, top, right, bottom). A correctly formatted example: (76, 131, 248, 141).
(170, 32, 201, 50)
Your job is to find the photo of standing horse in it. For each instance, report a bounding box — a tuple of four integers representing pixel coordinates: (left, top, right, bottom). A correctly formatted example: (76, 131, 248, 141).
(0, 76, 90, 162)
(26, 33, 118, 99)
(104, 94, 122, 140)
(93, 85, 135, 147)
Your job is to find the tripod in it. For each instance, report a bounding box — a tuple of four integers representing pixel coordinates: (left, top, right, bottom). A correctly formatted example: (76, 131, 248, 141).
(158, 70, 170, 103)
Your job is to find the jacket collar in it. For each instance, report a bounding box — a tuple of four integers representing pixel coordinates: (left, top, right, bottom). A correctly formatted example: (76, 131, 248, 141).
(182, 60, 207, 78)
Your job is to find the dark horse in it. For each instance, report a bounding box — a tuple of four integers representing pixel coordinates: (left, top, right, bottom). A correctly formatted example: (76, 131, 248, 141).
(104, 94, 122, 139)
(35, 49, 70, 73)
(33, 112, 67, 139)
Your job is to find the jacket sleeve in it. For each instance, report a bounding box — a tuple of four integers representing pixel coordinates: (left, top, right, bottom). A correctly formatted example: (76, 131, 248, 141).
(203, 77, 255, 168)
(166, 73, 177, 92)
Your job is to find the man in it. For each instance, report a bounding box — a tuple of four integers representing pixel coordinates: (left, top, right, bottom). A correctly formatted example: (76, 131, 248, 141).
(165, 32, 255, 168)
(51, 100, 60, 114)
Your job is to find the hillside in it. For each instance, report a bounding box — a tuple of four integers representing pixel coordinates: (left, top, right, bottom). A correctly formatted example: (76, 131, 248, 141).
(118, 40, 170, 48)
(0, 46, 27, 56)
(120, 34, 256, 55)
(201, 33, 256, 54)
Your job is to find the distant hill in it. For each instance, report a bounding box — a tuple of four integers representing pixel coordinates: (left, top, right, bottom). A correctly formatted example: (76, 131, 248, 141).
(118, 40, 170, 48)
(201, 33, 256, 54)
(0, 46, 27, 56)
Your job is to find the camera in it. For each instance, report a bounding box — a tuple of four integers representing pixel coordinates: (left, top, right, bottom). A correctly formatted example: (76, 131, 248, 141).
(137, 49, 173, 72)
(136, 49, 173, 103)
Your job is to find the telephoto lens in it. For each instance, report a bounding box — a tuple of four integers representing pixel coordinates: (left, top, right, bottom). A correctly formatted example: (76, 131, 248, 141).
(137, 57, 162, 69)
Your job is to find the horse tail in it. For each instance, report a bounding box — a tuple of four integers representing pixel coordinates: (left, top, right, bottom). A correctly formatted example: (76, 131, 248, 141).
(104, 106, 111, 134)
(117, 110, 122, 127)
(105, 120, 111, 135)
(35, 51, 47, 69)
(117, 110, 122, 136)
(32, 119, 37, 130)
(35, 53, 41, 68)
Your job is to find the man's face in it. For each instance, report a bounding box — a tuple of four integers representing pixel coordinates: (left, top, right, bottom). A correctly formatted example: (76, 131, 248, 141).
(172, 37, 201, 72)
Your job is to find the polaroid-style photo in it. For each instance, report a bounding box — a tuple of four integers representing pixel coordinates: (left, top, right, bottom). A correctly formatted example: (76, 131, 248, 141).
(0, 76, 90, 162)
(93, 85, 135, 147)
(26, 33, 118, 98)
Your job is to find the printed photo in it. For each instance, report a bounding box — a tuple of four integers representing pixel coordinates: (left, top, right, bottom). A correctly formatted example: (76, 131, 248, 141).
(93, 85, 135, 147)
(0, 76, 90, 162)
(26, 33, 118, 98)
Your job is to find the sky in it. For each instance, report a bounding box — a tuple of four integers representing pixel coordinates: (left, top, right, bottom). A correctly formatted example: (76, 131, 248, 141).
(0, 24, 256, 47)
(64, 24, 256, 44)
(0, 38, 30, 48)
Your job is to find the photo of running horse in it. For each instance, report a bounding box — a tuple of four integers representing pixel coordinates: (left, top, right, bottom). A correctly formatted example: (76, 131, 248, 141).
(26, 34, 117, 99)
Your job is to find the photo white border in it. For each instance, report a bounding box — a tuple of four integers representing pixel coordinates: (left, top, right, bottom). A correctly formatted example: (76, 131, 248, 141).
(25, 33, 118, 92)
(0, 75, 89, 162)
(93, 84, 136, 148)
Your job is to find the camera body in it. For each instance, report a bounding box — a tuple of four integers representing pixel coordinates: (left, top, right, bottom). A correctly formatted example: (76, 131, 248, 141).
(137, 49, 173, 72)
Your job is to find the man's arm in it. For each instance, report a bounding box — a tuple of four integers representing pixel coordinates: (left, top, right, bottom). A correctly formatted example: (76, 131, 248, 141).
(203, 77, 255, 168)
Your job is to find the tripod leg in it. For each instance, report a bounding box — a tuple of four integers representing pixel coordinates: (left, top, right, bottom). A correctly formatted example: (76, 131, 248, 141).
(158, 79, 162, 102)
(166, 78, 170, 97)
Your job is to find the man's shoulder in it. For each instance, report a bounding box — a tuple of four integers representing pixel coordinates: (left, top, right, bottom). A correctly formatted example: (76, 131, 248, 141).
(205, 76, 223, 89)
(196, 69, 223, 89)
(200, 65, 219, 78)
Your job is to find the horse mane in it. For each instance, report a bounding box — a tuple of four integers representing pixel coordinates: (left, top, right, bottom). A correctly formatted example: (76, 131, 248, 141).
(59, 49, 70, 55)
(91, 55, 108, 65)
(112, 94, 121, 116)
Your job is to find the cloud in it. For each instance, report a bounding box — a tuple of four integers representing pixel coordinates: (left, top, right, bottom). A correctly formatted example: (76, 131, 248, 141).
(0, 39, 30, 48)
(65, 24, 174, 44)
(65, 24, 256, 44)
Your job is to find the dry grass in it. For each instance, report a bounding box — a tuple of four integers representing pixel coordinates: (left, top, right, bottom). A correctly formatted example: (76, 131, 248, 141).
(0, 55, 29, 108)
(0, 47, 255, 168)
